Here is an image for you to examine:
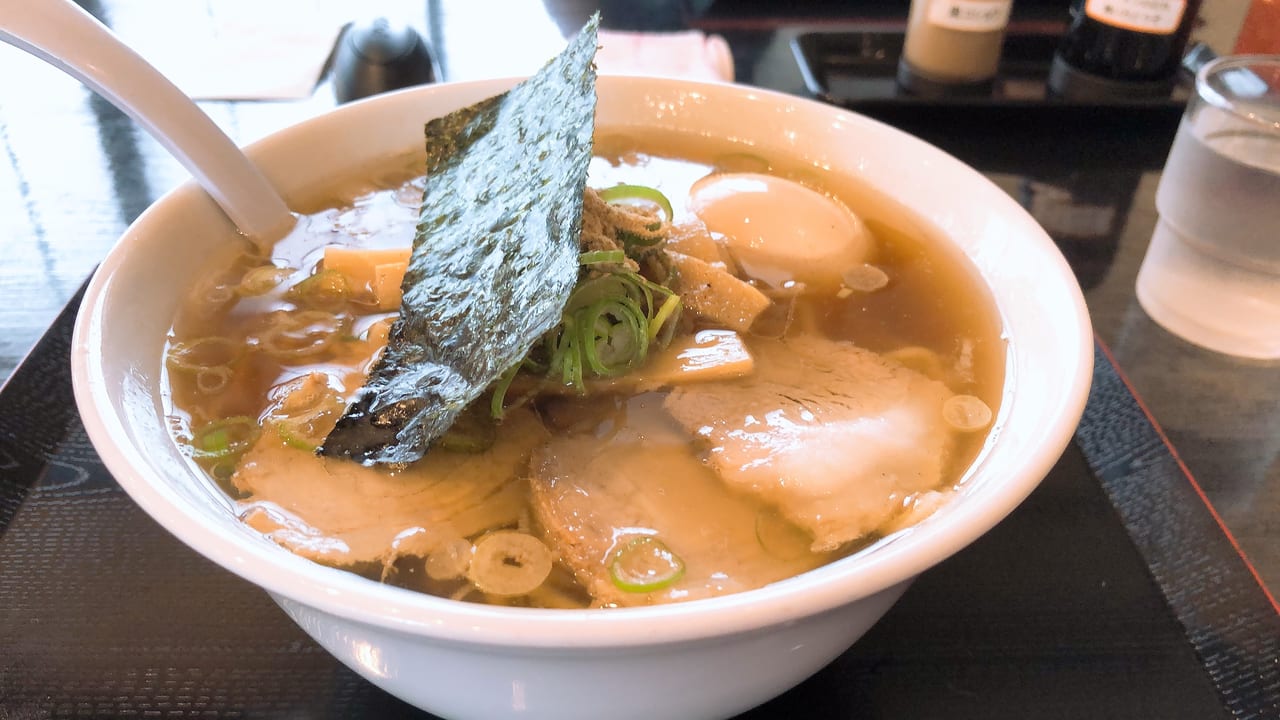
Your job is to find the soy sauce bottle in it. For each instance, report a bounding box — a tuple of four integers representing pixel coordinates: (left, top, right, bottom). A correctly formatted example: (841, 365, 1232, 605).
(1049, 0, 1202, 99)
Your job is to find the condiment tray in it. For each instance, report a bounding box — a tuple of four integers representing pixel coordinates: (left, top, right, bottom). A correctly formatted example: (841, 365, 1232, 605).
(792, 30, 1191, 128)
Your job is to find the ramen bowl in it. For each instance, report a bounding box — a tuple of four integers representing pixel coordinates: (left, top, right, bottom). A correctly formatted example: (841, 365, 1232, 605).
(71, 76, 1091, 720)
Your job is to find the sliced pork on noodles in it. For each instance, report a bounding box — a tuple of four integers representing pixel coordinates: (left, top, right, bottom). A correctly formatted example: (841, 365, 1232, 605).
(664, 335, 955, 552)
(529, 401, 830, 607)
(158, 10, 1005, 610)
(233, 405, 548, 567)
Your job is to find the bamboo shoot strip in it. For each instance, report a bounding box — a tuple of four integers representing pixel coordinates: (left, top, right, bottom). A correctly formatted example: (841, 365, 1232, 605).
(320, 16, 600, 464)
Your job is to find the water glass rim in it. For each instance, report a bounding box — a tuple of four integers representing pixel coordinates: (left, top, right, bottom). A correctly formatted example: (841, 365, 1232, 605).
(1196, 54, 1280, 130)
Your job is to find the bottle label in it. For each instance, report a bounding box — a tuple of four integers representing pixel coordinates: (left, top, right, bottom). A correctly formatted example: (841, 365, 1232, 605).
(1084, 0, 1187, 35)
(927, 0, 1013, 32)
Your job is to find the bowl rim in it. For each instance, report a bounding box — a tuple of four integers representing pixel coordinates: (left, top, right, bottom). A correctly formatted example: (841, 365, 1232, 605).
(71, 74, 1093, 649)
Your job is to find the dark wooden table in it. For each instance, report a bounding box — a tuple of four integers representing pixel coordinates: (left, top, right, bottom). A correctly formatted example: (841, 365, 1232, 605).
(1, 1, 1277, 718)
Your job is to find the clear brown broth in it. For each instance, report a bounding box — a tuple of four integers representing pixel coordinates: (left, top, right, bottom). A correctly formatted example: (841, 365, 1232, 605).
(163, 129, 1006, 607)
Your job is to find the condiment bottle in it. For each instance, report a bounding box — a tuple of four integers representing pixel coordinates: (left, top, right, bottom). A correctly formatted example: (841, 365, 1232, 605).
(1049, 0, 1203, 99)
(897, 0, 1014, 95)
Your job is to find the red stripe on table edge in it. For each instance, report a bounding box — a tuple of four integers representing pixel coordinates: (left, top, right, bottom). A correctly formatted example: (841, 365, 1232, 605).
(686, 17, 1067, 35)
(1095, 336, 1280, 615)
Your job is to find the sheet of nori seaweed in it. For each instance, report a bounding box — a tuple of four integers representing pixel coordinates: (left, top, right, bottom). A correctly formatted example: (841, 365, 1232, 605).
(319, 17, 598, 465)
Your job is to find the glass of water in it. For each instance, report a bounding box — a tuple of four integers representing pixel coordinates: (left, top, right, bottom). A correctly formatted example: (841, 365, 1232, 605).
(1136, 55, 1280, 359)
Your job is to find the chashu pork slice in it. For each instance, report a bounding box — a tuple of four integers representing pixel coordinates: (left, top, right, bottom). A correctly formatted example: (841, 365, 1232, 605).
(663, 334, 955, 552)
(233, 406, 548, 567)
(529, 401, 830, 607)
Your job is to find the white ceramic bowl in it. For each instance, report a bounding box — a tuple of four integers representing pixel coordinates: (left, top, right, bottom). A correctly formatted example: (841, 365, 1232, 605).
(71, 76, 1092, 720)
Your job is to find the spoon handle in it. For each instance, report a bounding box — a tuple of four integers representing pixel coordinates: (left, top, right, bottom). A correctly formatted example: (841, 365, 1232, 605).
(0, 0, 296, 243)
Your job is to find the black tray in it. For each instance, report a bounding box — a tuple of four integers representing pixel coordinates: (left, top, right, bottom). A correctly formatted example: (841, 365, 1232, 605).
(1, 288, 1278, 718)
(791, 30, 1190, 132)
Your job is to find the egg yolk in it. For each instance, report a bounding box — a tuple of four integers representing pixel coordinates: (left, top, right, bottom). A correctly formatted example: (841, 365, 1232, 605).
(687, 172, 872, 292)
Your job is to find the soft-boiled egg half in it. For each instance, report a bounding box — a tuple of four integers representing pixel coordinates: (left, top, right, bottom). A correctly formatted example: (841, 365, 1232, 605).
(688, 172, 872, 292)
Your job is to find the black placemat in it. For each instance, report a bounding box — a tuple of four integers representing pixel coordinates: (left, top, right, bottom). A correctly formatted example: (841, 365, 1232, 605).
(1078, 342, 1280, 719)
(1, 291, 1276, 719)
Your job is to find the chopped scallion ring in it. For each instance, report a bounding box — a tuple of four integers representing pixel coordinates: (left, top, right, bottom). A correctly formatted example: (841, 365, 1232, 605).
(285, 268, 350, 310)
(489, 362, 522, 420)
(468, 531, 553, 596)
(609, 536, 685, 593)
(578, 296, 648, 377)
(166, 336, 242, 373)
(579, 250, 627, 265)
(598, 184, 674, 224)
(194, 365, 232, 395)
(648, 293, 682, 343)
(256, 310, 346, 360)
(237, 265, 294, 296)
(191, 416, 259, 460)
(528, 269, 683, 399)
(275, 419, 319, 452)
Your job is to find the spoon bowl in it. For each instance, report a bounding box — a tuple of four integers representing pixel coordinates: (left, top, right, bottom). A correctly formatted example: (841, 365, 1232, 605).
(0, 0, 295, 243)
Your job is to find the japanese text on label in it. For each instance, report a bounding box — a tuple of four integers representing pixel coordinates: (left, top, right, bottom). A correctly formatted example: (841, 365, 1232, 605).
(1084, 0, 1187, 34)
(927, 0, 1013, 32)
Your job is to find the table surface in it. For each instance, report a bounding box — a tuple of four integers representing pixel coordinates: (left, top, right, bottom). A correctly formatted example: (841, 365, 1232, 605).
(1, 0, 1277, 717)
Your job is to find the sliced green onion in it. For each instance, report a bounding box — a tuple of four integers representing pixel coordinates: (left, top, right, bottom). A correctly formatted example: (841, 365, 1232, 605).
(533, 269, 682, 395)
(487, 188, 685, 404)
(578, 296, 648, 377)
(489, 362, 522, 421)
(266, 375, 346, 451)
(649, 293, 682, 344)
(436, 400, 498, 453)
(565, 274, 635, 310)
(191, 416, 259, 460)
(755, 510, 813, 561)
(630, 274, 682, 350)
(237, 265, 294, 296)
(609, 536, 685, 593)
(425, 537, 473, 581)
(194, 366, 232, 395)
(579, 249, 627, 265)
(286, 268, 349, 310)
(275, 420, 320, 451)
(207, 457, 239, 483)
(468, 531, 553, 596)
(616, 228, 666, 248)
(598, 184, 674, 224)
(256, 310, 346, 360)
(943, 394, 993, 432)
(166, 337, 242, 373)
(560, 325, 586, 388)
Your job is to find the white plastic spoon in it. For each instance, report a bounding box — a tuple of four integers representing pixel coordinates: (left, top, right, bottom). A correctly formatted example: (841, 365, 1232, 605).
(0, 0, 297, 244)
